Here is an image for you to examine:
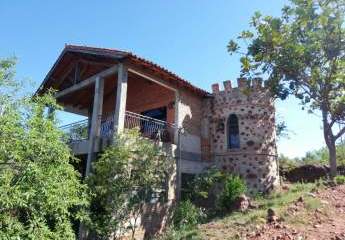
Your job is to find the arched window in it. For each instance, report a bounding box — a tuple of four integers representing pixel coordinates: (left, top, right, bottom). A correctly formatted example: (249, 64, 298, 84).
(228, 114, 240, 149)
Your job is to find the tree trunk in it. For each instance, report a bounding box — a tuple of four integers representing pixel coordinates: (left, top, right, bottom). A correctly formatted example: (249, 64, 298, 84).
(328, 139, 337, 178)
(321, 108, 337, 178)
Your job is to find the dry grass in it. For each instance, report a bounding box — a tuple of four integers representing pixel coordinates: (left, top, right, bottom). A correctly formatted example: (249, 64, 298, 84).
(198, 182, 324, 240)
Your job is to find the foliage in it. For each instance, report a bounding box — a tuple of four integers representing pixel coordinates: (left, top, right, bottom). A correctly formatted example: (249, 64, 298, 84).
(218, 175, 247, 211)
(278, 154, 300, 172)
(86, 129, 172, 239)
(0, 59, 89, 239)
(0, 57, 20, 112)
(228, 0, 345, 176)
(187, 167, 225, 202)
(278, 143, 345, 171)
(302, 142, 345, 166)
(334, 175, 345, 185)
(172, 200, 204, 229)
(184, 167, 247, 212)
(156, 226, 201, 240)
(276, 120, 289, 140)
(65, 123, 88, 141)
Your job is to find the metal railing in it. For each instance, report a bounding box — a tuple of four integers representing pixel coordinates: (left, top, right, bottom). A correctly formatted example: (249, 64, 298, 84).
(125, 111, 175, 143)
(60, 119, 89, 142)
(59, 111, 176, 143)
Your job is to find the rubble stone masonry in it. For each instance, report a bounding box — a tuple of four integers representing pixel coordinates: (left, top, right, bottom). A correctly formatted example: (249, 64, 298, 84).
(202, 78, 279, 193)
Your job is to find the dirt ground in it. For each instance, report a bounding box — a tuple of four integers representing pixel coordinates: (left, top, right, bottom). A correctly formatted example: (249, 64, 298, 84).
(200, 184, 345, 240)
(249, 185, 345, 240)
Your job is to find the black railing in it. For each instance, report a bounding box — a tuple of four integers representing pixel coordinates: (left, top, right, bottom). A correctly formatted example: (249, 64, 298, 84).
(124, 111, 175, 142)
(60, 111, 176, 143)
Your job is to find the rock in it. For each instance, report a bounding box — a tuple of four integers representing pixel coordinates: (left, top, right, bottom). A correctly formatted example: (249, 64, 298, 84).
(281, 164, 329, 183)
(306, 192, 317, 198)
(335, 235, 344, 240)
(267, 208, 279, 223)
(249, 201, 259, 209)
(235, 194, 250, 212)
(315, 208, 322, 213)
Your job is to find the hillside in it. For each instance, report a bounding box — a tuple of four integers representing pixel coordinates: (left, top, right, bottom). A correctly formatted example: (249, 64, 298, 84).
(197, 183, 345, 240)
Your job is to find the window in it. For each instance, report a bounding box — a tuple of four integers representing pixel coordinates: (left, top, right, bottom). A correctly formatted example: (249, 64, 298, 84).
(228, 114, 240, 149)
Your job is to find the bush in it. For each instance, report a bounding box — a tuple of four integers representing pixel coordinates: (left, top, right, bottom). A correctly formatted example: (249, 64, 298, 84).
(218, 175, 247, 211)
(185, 167, 225, 207)
(172, 200, 204, 229)
(87, 129, 172, 239)
(334, 175, 345, 185)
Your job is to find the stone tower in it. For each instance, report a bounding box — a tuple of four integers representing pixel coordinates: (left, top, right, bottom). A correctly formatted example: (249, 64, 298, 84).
(201, 78, 279, 193)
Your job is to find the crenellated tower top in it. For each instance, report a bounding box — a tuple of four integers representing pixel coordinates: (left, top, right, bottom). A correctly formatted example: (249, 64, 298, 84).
(202, 76, 279, 193)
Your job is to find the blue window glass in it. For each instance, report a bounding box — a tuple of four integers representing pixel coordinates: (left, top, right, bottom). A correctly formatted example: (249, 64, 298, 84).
(228, 114, 240, 149)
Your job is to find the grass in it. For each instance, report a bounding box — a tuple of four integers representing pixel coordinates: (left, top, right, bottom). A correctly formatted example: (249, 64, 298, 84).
(156, 226, 201, 240)
(335, 175, 345, 185)
(157, 181, 325, 240)
(198, 182, 324, 239)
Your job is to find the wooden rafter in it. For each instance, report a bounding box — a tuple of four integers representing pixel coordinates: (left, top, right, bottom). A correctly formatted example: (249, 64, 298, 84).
(55, 65, 118, 99)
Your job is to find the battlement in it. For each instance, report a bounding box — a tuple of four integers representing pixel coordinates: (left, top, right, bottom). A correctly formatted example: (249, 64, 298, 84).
(211, 77, 265, 95)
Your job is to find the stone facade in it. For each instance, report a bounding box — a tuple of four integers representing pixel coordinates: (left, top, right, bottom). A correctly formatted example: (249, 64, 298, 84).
(201, 78, 279, 193)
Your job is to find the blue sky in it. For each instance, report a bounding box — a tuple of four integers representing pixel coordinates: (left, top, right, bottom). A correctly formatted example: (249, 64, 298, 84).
(0, 0, 325, 157)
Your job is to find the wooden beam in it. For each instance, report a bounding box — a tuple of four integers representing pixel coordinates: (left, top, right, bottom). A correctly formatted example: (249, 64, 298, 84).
(63, 105, 89, 116)
(85, 76, 104, 176)
(55, 65, 118, 99)
(54, 61, 76, 89)
(128, 67, 177, 92)
(74, 61, 81, 84)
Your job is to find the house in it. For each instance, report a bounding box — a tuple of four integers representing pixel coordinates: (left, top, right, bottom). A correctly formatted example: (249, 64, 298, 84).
(36, 45, 279, 199)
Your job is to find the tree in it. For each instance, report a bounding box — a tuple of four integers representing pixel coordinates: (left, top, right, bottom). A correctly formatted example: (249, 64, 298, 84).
(87, 129, 172, 239)
(227, 0, 345, 177)
(0, 59, 89, 239)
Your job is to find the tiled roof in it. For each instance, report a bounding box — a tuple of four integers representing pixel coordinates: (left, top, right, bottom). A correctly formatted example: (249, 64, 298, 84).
(40, 44, 208, 96)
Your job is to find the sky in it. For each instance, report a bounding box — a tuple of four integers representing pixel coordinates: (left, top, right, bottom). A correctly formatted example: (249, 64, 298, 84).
(0, 0, 325, 158)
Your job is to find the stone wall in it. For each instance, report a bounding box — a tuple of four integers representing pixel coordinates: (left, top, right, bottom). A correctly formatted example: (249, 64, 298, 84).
(202, 78, 279, 193)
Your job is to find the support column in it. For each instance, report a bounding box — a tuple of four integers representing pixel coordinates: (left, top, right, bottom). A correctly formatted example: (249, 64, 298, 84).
(174, 91, 181, 144)
(174, 91, 182, 201)
(113, 63, 128, 134)
(85, 76, 104, 176)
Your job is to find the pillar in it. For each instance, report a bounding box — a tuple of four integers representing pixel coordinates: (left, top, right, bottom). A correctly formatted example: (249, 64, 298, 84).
(113, 63, 128, 134)
(85, 76, 104, 176)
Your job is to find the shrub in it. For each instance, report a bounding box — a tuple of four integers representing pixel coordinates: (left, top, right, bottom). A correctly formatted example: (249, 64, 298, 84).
(186, 167, 225, 207)
(87, 129, 172, 239)
(218, 175, 247, 211)
(334, 175, 345, 185)
(172, 200, 203, 229)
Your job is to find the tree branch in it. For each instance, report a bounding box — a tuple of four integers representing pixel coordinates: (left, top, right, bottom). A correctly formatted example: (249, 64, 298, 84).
(335, 125, 345, 140)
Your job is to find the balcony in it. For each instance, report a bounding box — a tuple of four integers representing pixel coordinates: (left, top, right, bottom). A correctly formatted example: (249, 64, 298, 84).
(60, 110, 176, 146)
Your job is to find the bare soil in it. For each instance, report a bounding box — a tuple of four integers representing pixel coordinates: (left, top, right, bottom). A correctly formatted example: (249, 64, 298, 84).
(199, 185, 345, 240)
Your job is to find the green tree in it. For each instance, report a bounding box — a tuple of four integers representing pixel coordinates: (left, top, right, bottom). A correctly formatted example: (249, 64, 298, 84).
(0, 59, 89, 239)
(228, 0, 345, 177)
(87, 129, 172, 240)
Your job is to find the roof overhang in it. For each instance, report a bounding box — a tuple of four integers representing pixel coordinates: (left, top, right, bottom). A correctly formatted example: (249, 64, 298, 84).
(36, 45, 209, 97)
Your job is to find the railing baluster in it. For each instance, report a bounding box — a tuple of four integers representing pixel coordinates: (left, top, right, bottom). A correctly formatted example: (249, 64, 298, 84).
(59, 110, 176, 143)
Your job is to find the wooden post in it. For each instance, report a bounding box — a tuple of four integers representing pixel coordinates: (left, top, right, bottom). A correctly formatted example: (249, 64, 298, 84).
(113, 63, 128, 134)
(85, 76, 104, 176)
